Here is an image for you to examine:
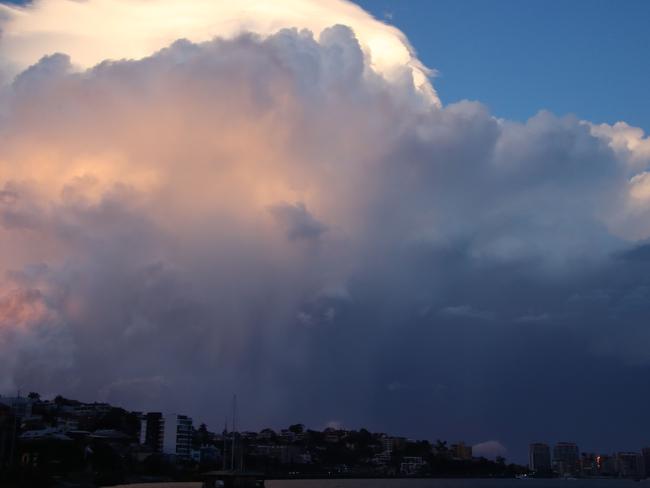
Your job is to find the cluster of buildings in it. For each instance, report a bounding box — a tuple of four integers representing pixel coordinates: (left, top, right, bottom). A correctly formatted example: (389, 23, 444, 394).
(0, 394, 205, 469)
(0, 392, 495, 480)
(529, 442, 650, 479)
(0, 392, 528, 484)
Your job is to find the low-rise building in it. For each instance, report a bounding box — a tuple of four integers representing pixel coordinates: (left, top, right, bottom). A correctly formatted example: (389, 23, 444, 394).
(451, 441, 472, 460)
(0, 396, 33, 419)
(0, 404, 17, 470)
(400, 456, 425, 475)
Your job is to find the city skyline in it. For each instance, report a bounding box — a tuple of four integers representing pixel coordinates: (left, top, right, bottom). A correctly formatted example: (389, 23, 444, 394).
(5, 391, 650, 469)
(5, 391, 650, 477)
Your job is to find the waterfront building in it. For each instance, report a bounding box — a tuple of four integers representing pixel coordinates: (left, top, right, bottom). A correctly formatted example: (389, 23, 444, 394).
(528, 443, 551, 474)
(616, 452, 645, 478)
(140, 412, 193, 459)
(598, 454, 617, 476)
(0, 404, 17, 470)
(140, 412, 164, 452)
(381, 435, 406, 453)
(381, 436, 393, 454)
(280, 429, 296, 443)
(580, 452, 598, 477)
(553, 442, 579, 476)
(451, 441, 473, 460)
(258, 428, 276, 440)
(400, 456, 426, 475)
(163, 414, 193, 459)
(642, 447, 650, 477)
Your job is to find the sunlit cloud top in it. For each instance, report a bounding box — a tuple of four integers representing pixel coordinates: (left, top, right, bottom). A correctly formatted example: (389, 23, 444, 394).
(0, 0, 438, 104)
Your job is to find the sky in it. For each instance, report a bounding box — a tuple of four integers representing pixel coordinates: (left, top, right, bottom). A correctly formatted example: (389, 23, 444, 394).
(0, 0, 650, 464)
(356, 0, 650, 133)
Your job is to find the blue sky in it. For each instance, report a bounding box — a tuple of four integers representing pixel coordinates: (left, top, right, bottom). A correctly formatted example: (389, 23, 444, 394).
(356, 0, 650, 132)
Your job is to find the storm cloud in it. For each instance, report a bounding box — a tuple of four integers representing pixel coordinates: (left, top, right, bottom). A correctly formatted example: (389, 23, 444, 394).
(1, 0, 650, 461)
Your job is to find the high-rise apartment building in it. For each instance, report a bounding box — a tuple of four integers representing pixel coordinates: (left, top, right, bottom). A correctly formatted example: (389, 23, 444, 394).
(163, 414, 193, 459)
(140, 412, 165, 453)
(553, 442, 579, 476)
(529, 443, 551, 474)
(642, 447, 650, 478)
(140, 412, 193, 459)
(617, 452, 645, 479)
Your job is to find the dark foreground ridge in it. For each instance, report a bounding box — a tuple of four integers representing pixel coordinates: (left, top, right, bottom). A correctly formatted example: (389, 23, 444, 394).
(0, 392, 525, 486)
(4, 393, 650, 486)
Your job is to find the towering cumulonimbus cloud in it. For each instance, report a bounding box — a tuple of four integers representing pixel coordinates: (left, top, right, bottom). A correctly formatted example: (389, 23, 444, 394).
(1, 0, 650, 456)
(0, 0, 438, 103)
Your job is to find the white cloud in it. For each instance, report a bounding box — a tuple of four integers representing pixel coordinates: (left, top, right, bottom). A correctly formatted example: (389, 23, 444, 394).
(473, 440, 507, 460)
(440, 305, 493, 321)
(0, 0, 438, 104)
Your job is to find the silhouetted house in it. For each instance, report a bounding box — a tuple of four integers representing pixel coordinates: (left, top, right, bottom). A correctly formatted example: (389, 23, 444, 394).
(0, 396, 33, 419)
(400, 456, 425, 475)
(529, 443, 551, 474)
(253, 444, 308, 464)
(19, 429, 77, 474)
(381, 435, 406, 454)
(324, 428, 341, 443)
(56, 417, 80, 432)
(74, 403, 111, 417)
(259, 428, 276, 440)
(372, 451, 391, 465)
(91, 429, 132, 444)
(192, 445, 220, 465)
(280, 429, 296, 443)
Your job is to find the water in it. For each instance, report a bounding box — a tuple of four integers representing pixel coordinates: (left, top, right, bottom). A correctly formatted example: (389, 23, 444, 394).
(265, 481, 649, 488)
(112, 480, 649, 488)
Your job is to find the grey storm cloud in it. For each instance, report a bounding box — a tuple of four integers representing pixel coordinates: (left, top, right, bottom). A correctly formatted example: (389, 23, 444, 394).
(268, 202, 328, 241)
(0, 9, 650, 461)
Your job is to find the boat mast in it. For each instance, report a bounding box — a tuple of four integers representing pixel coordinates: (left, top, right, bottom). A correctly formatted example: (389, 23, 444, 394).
(231, 395, 237, 471)
(222, 417, 228, 471)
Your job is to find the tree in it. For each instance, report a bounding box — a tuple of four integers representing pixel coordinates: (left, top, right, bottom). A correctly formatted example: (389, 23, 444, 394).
(195, 423, 211, 447)
(434, 440, 449, 456)
(27, 392, 40, 401)
(288, 423, 304, 435)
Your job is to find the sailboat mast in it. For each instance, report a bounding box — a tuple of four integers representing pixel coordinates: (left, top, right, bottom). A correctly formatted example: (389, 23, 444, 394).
(231, 395, 237, 471)
(222, 417, 227, 471)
